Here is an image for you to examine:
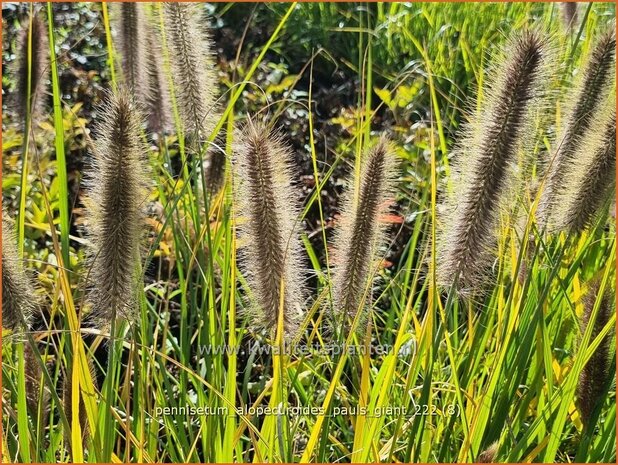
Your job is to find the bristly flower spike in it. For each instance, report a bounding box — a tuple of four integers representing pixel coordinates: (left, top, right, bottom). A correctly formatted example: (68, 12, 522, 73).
(539, 27, 615, 226)
(163, 2, 224, 191)
(163, 2, 219, 142)
(560, 2, 578, 31)
(113, 3, 148, 104)
(233, 120, 305, 340)
(437, 30, 550, 293)
(331, 137, 398, 330)
(12, 10, 49, 124)
(83, 88, 149, 328)
(143, 14, 172, 135)
(576, 281, 614, 428)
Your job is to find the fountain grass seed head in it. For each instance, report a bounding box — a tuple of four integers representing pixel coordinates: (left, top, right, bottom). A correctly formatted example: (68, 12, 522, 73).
(437, 30, 551, 293)
(233, 120, 305, 340)
(12, 10, 49, 124)
(143, 19, 172, 135)
(331, 137, 398, 329)
(539, 26, 615, 226)
(553, 103, 616, 233)
(113, 3, 148, 104)
(2, 212, 37, 332)
(164, 2, 224, 191)
(163, 2, 219, 142)
(83, 88, 149, 328)
(576, 280, 614, 428)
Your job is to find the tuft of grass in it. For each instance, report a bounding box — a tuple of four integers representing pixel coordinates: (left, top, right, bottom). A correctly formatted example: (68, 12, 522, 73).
(112, 3, 148, 104)
(436, 30, 551, 292)
(11, 9, 49, 124)
(576, 280, 615, 429)
(1, 3, 616, 463)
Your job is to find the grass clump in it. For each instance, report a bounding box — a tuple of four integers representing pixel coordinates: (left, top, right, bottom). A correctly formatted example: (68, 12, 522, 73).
(11, 9, 49, 124)
(1, 212, 37, 332)
(553, 105, 616, 233)
(539, 26, 616, 227)
(1, 3, 616, 463)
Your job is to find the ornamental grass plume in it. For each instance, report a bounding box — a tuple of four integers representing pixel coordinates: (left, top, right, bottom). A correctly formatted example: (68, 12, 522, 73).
(163, 2, 219, 142)
(539, 27, 615, 226)
(437, 30, 550, 292)
(553, 105, 616, 233)
(11, 10, 49, 124)
(2, 212, 36, 332)
(331, 138, 397, 328)
(113, 3, 147, 103)
(576, 281, 614, 428)
(143, 20, 172, 135)
(560, 2, 578, 31)
(233, 120, 305, 339)
(83, 88, 149, 328)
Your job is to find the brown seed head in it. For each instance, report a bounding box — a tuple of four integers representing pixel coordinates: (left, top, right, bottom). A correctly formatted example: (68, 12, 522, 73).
(83, 88, 149, 328)
(233, 120, 305, 339)
(437, 30, 551, 293)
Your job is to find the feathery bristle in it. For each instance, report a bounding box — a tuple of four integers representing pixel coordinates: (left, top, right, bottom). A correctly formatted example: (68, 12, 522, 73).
(437, 30, 550, 292)
(560, 2, 578, 31)
(83, 88, 149, 327)
(576, 281, 614, 428)
(553, 105, 616, 233)
(234, 121, 305, 339)
(331, 138, 397, 328)
(539, 27, 615, 226)
(113, 3, 148, 103)
(163, 2, 219, 142)
(11, 11, 49, 124)
(143, 19, 172, 135)
(2, 212, 36, 331)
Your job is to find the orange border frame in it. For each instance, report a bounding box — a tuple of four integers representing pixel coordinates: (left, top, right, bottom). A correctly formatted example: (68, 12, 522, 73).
(0, 1, 615, 464)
